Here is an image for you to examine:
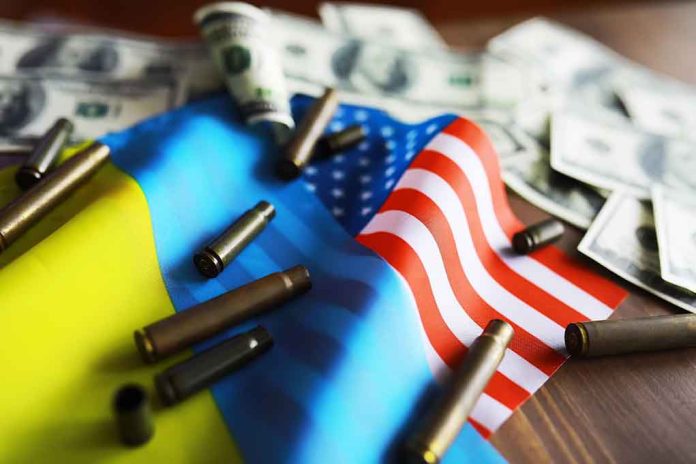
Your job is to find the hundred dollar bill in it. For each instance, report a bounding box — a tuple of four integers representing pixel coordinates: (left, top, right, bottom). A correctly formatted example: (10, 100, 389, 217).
(488, 18, 633, 124)
(579, 192, 696, 312)
(0, 74, 184, 147)
(652, 186, 696, 293)
(272, 11, 537, 114)
(475, 118, 530, 163)
(617, 77, 696, 142)
(550, 111, 696, 198)
(489, 18, 619, 89)
(500, 131, 605, 229)
(0, 19, 221, 100)
(195, 3, 294, 142)
(318, 2, 447, 51)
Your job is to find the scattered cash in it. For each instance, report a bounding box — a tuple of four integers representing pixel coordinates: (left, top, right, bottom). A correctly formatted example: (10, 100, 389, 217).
(0, 20, 222, 100)
(653, 186, 696, 293)
(490, 17, 696, 311)
(475, 118, 531, 163)
(487, 17, 633, 123)
(0, 74, 184, 148)
(272, 11, 536, 114)
(617, 77, 696, 141)
(579, 193, 696, 313)
(488, 18, 618, 89)
(318, 3, 447, 51)
(195, 3, 294, 142)
(550, 111, 696, 198)
(502, 140, 605, 229)
(0, 6, 692, 317)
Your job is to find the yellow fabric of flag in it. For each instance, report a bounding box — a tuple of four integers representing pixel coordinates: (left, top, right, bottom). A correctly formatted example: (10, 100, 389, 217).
(0, 154, 240, 463)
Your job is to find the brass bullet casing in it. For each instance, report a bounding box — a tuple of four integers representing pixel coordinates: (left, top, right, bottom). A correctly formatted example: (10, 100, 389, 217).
(0, 141, 110, 253)
(113, 384, 154, 447)
(512, 218, 564, 254)
(314, 124, 367, 159)
(277, 87, 339, 179)
(135, 265, 310, 363)
(566, 313, 696, 358)
(15, 118, 74, 190)
(194, 200, 275, 278)
(404, 320, 514, 464)
(155, 325, 273, 406)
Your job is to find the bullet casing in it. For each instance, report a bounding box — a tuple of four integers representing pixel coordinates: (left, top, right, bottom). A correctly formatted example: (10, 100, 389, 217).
(512, 218, 564, 254)
(404, 320, 514, 464)
(277, 87, 339, 179)
(314, 125, 367, 158)
(135, 265, 310, 363)
(194, 200, 275, 278)
(566, 313, 696, 358)
(155, 326, 273, 406)
(16, 118, 73, 190)
(0, 141, 110, 253)
(113, 384, 154, 447)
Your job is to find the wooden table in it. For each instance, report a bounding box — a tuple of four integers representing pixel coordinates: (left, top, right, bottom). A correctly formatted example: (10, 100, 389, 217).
(438, 3, 696, 462)
(1, 1, 695, 462)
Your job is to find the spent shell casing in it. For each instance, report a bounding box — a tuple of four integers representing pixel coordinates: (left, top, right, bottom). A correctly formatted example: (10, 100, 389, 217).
(512, 218, 564, 254)
(404, 320, 513, 464)
(277, 87, 339, 179)
(135, 265, 310, 363)
(15, 118, 73, 190)
(194, 200, 275, 278)
(0, 141, 110, 253)
(566, 313, 696, 358)
(155, 325, 273, 406)
(314, 125, 367, 159)
(113, 384, 154, 447)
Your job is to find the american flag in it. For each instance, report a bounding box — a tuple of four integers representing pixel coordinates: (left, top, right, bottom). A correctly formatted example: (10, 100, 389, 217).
(298, 98, 627, 437)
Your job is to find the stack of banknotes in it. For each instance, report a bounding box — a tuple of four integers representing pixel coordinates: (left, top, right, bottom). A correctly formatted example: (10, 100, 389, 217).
(0, 3, 693, 311)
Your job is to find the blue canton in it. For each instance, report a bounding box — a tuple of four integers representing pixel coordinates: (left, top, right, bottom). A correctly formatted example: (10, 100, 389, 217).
(291, 95, 456, 236)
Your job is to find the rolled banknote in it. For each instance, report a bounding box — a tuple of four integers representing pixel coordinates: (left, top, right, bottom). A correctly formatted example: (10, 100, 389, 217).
(195, 2, 294, 142)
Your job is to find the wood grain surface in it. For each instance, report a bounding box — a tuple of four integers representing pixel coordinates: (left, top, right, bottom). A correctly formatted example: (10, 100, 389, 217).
(0, 1, 695, 462)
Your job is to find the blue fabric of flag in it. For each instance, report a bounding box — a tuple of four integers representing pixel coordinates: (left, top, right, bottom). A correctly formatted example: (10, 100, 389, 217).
(101, 94, 503, 464)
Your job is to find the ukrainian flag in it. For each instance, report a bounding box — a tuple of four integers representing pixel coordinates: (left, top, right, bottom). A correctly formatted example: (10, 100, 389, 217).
(0, 96, 502, 463)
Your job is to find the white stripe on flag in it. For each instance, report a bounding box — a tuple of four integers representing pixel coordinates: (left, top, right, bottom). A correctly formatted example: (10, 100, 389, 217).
(395, 271, 452, 384)
(362, 235, 549, 396)
(470, 392, 512, 432)
(395, 168, 580, 325)
(364, 209, 566, 352)
(363, 210, 561, 383)
(425, 133, 612, 320)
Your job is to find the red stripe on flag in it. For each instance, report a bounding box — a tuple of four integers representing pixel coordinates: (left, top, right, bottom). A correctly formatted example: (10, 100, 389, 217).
(358, 232, 529, 410)
(442, 118, 627, 308)
(410, 150, 592, 328)
(379, 188, 565, 375)
(470, 418, 491, 439)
